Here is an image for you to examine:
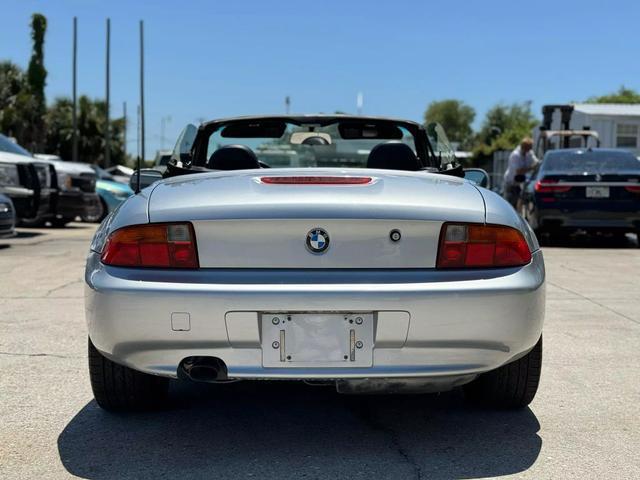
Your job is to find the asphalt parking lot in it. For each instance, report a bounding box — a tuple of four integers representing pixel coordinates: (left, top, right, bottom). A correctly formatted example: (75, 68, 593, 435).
(1, 224, 639, 479)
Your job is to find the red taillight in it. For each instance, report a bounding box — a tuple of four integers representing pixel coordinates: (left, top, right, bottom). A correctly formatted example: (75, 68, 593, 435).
(260, 176, 372, 185)
(436, 223, 532, 269)
(534, 179, 571, 193)
(101, 223, 199, 268)
(624, 185, 640, 193)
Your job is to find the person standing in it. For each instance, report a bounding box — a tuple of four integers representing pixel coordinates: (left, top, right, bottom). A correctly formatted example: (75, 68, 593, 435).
(503, 138, 539, 209)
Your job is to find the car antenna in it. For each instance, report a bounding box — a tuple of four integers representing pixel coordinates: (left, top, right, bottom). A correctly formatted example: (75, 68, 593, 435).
(136, 19, 144, 195)
(136, 153, 141, 194)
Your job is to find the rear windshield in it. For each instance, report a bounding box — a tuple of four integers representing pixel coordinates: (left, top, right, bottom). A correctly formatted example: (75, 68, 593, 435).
(543, 150, 640, 172)
(92, 165, 114, 181)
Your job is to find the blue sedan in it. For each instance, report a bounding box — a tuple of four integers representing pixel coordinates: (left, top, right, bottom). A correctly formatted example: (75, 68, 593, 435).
(89, 166, 134, 221)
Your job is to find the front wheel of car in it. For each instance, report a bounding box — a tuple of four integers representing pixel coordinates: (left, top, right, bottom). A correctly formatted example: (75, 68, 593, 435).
(464, 336, 542, 409)
(88, 338, 169, 411)
(82, 197, 107, 223)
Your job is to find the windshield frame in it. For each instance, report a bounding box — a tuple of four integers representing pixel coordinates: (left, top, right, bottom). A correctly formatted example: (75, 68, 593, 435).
(191, 115, 436, 169)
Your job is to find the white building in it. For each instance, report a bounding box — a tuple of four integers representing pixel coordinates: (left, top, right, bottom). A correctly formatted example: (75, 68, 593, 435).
(546, 103, 640, 156)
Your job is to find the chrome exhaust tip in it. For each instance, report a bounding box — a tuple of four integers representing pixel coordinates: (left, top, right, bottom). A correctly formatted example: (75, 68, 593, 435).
(178, 356, 228, 382)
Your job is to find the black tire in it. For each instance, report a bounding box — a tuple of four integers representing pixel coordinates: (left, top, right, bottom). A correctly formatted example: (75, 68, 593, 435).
(82, 197, 107, 223)
(464, 336, 542, 409)
(546, 229, 571, 245)
(533, 227, 545, 240)
(88, 337, 169, 411)
(17, 216, 46, 228)
(51, 217, 72, 228)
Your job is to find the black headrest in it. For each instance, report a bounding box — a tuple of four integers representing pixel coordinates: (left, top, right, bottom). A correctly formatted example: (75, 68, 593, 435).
(207, 144, 260, 170)
(367, 141, 420, 171)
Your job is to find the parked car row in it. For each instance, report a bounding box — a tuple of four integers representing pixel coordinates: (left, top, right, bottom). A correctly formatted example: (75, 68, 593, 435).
(0, 133, 133, 229)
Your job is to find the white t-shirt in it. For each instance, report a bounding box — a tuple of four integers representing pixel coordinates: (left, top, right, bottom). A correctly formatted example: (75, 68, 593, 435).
(504, 147, 539, 185)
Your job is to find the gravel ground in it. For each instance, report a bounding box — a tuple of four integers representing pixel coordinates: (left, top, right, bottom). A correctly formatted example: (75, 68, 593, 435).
(1, 224, 639, 479)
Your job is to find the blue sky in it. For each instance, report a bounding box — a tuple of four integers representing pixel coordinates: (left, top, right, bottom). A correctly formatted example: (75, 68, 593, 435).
(1, 0, 639, 158)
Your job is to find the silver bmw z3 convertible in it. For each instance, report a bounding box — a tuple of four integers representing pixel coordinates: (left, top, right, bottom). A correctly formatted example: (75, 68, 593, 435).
(85, 115, 545, 411)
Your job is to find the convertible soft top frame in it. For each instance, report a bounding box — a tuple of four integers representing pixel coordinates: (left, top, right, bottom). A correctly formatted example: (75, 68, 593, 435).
(193, 114, 437, 169)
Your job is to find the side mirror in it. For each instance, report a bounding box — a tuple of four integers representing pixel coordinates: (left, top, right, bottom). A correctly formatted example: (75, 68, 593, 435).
(463, 168, 491, 189)
(130, 168, 163, 191)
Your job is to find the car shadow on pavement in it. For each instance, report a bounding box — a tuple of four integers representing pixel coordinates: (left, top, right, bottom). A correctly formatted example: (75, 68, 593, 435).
(58, 380, 541, 479)
(13, 230, 44, 239)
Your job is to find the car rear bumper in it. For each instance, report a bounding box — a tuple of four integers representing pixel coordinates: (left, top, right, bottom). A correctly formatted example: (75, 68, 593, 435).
(537, 208, 640, 230)
(85, 250, 545, 383)
(0, 217, 15, 237)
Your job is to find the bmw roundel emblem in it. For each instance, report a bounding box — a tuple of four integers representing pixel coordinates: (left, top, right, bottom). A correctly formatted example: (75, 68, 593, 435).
(306, 228, 330, 254)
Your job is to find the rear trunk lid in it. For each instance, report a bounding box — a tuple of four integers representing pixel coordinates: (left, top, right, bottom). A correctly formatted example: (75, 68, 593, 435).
(148, 169, 485, 268)
(538, 170, 640, 210)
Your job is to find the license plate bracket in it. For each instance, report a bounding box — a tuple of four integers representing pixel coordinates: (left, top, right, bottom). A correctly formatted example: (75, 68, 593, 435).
(586, 186, 610, 198)
(261, 313, 374, 368)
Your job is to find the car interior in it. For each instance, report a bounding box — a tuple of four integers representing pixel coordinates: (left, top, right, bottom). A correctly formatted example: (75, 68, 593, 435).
(204, 140, 422, 172)
(154, 117, 467, 187)
(196, 118, 430, 172)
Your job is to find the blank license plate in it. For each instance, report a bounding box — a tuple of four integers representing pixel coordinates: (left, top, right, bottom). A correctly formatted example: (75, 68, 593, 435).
(261, 313, 374, 368)
(586, 186, 609, 198)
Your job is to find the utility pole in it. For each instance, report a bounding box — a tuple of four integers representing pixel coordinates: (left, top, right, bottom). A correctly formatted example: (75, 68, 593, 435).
(105, 18, 111, 167)
(139, 20, 145, 164)
(72, 17, 78, 163)
(160, 116, 172, 150)
(122, 101, 127, 160)
(285, 96, 290, 114)
(357, 92, 363, 116)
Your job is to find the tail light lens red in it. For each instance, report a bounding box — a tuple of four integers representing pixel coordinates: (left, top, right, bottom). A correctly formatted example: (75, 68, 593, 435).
(437, 223, 532, 269)
(624, 185, 640, 193)
(534, 179, 571, 193)
(101, 223, 199, 268)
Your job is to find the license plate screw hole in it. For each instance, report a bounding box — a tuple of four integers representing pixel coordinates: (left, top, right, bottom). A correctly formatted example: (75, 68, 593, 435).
(343, 355, 348, 360)
(287, 316, 291, 321)
(286, 355, 292, 360)
(356, 341, 363, 349)
(355, 317, 363, 325)
(272, 341, 279, 349)
(349, 319, 354, 324)
(271, 317, 280, 325)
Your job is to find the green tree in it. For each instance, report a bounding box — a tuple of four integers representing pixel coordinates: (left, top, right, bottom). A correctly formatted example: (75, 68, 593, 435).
(473, 101, 538, 164)
(21, 13, 48, 151)
(0, 61, 26, 137)
(46, 96, 127, 166)
(586, 86, 640, 104)
(424, 99, 475, 149)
